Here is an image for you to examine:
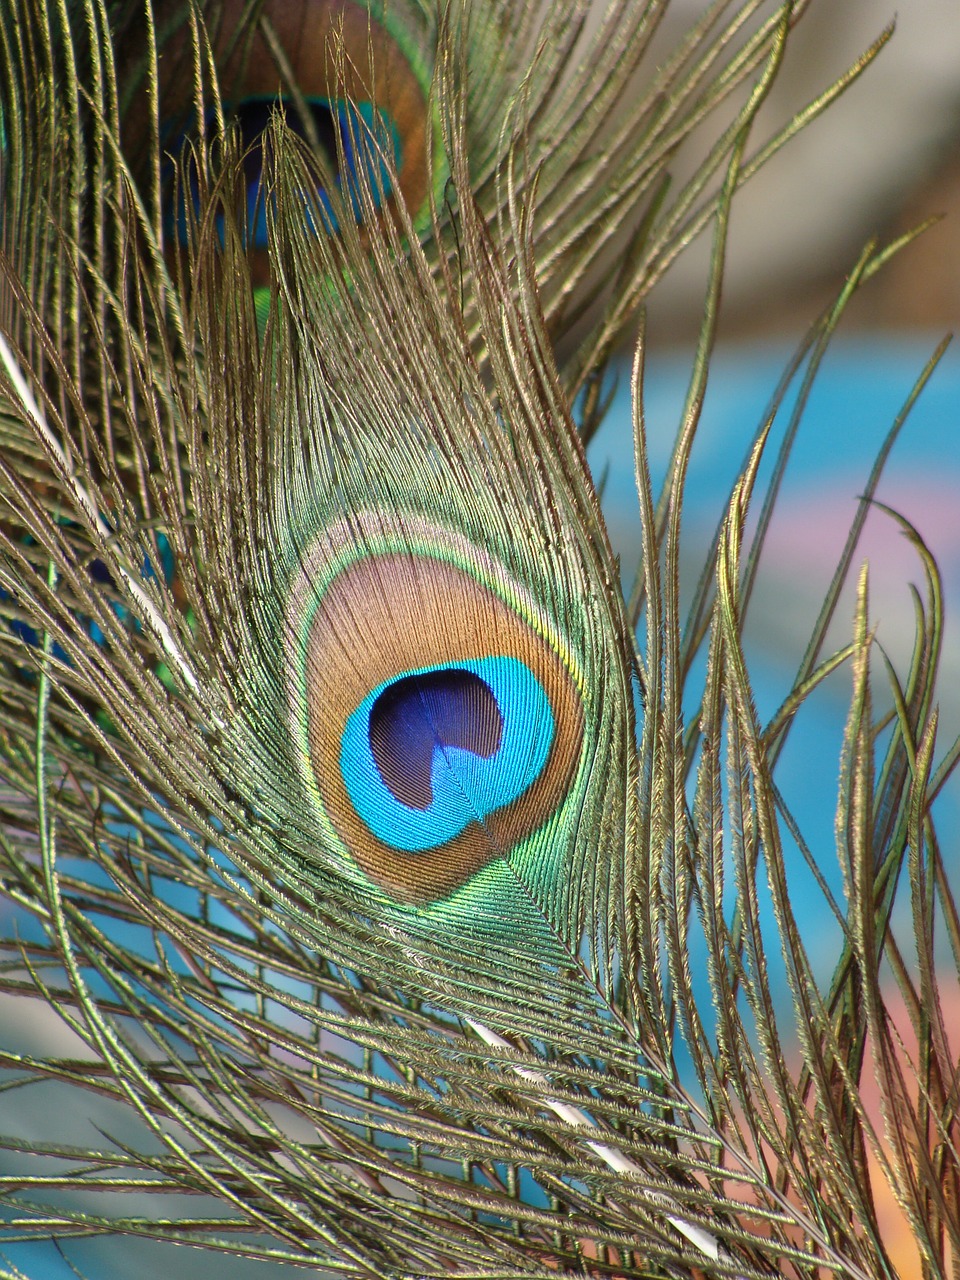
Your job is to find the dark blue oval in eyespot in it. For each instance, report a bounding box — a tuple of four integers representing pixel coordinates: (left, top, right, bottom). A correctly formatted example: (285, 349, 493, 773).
(170, 97, 400, 248)
(339, 657, 555, 852)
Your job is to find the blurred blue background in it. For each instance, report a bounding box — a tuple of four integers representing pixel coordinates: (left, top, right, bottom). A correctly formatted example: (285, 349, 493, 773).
(590, 337, 960, 978)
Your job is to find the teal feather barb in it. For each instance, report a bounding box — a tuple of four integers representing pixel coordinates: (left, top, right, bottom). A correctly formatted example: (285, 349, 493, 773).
(0, 1, 929, 1277)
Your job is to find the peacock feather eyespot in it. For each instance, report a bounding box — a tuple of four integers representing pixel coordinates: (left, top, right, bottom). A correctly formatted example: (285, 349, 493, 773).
(237, 97, 401, 245)
(144, 0, 441, 292)
(172, 96, 402, 251)
(285, 519, 587, 906)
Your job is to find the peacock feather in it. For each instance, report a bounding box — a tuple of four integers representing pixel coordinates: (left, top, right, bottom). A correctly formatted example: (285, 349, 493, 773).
(0, 1, 956, 1277)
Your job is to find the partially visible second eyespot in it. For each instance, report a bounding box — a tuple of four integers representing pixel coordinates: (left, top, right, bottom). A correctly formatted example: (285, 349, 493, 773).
(133, 0, 439, 295)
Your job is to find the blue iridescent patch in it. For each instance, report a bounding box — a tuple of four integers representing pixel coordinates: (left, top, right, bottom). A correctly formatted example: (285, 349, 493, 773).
(2, 529, 175, 655)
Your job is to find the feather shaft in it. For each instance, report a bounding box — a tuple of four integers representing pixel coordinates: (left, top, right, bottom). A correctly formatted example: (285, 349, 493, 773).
(463, 1017, 731, 1268)
(0, 331, 199, 696)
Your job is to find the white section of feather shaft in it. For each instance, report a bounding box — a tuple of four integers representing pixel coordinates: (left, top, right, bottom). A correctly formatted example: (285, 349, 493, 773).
(0, 332, 200, 694)
(463, 1016, 733, 1267)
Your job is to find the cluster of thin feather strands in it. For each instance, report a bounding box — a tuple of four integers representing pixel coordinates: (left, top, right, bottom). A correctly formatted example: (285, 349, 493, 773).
(0, 0, 955, 1276)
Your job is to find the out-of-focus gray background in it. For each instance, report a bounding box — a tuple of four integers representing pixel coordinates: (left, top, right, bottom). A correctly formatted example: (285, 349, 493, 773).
(595, 0, 960, 863)
(646, 0, 960, 338)
(596, 21, 960, 1274)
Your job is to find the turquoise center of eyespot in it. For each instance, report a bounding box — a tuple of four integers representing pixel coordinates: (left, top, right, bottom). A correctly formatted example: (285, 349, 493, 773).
(340, 657, 554, 852)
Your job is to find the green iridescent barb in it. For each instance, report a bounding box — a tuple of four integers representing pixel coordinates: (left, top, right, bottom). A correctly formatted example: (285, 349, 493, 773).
(0, 1, 955, 1277)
